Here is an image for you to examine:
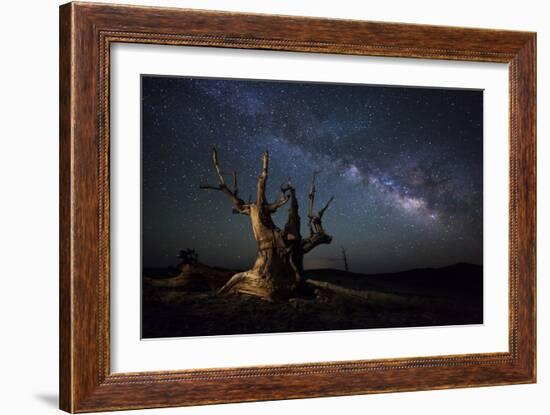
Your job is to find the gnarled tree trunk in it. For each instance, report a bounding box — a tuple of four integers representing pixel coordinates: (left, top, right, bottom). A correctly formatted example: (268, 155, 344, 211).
(200, 147, 333, 300)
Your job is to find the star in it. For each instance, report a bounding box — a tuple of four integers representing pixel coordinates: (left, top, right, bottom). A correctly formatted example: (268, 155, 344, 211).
(141, 75, 483, 273)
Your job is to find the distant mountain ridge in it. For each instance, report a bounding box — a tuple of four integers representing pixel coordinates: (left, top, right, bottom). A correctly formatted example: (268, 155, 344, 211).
(305, 263, 482, 299)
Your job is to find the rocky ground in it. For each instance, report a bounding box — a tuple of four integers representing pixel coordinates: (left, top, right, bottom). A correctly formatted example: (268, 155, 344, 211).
(142, 263, 483, 338)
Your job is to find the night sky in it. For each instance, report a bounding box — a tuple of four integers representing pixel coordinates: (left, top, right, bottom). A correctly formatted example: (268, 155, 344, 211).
(141, 75, 483, 274)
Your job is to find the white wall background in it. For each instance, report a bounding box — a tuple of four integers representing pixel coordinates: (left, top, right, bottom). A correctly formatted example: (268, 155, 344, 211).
(0, 1, 546, 414)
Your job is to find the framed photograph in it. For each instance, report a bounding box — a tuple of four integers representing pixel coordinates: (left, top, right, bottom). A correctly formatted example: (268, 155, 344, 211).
(59, 2, 536, 412)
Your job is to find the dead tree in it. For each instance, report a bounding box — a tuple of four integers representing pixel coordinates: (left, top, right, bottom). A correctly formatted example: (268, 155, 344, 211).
(200, 146, 333, 300)
(177, 248, 199, 265)
(341, 247, 349, 272)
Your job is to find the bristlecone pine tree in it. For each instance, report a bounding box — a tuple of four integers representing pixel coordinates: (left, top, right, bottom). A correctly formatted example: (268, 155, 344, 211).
(200, 146, 334, 300)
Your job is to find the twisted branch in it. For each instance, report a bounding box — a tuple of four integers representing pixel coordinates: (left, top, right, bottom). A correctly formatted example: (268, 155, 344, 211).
(200, 146, 250, 215)
(303, 173, 333, 253)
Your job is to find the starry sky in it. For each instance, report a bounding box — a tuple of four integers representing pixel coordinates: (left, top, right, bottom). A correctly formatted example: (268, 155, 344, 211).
(141, 75, 483, 274)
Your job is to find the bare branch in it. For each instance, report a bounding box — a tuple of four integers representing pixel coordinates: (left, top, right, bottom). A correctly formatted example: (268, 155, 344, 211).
(200, 146, 249, 215)
(283, 179, 301, 242)
(307, 172, 317, 221)
(302, 172, 333, 251)
(212, 146, 225, 185)
(301, 232, 332, 254)
(256, 150, 269, 206)
(232, 206, 250, 215)
(267, 197, 289, 213)
(268, 182, 291, 213)
(318, 196, 334, 218)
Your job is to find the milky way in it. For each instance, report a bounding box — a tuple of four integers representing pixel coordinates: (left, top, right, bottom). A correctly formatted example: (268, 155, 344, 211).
(141, 75, 483, 273)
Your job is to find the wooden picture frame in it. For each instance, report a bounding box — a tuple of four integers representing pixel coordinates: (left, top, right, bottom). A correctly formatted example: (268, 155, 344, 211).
(59, 2, 536, 412)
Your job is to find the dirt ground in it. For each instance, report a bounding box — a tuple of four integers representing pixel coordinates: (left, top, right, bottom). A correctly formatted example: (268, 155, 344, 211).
(142, 263, 483, 338)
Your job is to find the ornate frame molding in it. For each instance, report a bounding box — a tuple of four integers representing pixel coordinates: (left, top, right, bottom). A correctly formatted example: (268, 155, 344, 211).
(60, 2, 536, 412)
